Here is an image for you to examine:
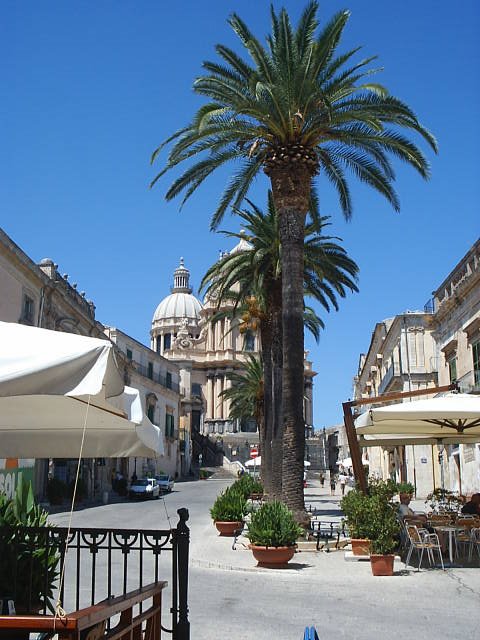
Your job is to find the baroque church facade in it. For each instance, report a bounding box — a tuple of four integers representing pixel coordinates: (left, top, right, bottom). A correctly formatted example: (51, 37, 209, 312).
(150, 240, 316, 469)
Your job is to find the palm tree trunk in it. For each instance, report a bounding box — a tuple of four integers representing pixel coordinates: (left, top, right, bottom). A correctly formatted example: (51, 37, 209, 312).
(271, 167, 311, 523)
(270, 282, 283, 500)
(259, 319, 273, 497)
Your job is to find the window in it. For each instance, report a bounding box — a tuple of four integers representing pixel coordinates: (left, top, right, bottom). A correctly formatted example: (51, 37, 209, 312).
(448, 355, 457, 383)
(473, 341, 480, 387)
(147, 362, 153, 380)
(165, 413, 175, 438)
(192, 383, 202, 397)
(147, 405, 155, 423)
(156, 337, 161, 354)
(166, 371, 172, 389)
(164, 334, 171, 350)
(22, 294, 35, 324)
(126, 348, 133, 360)
(244, 330, 255, 352)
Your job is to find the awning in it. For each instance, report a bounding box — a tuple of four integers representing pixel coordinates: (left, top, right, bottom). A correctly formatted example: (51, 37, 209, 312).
(0, 322, 164, 458)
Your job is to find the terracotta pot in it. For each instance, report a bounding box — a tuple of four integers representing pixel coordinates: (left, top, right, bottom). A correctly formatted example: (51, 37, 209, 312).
(370, 554, 395, 576)
(399, 492, 413, 502)
(351, 538, 371, 556)
(214, 521, 243, 536)
(249, 544, 296, 567)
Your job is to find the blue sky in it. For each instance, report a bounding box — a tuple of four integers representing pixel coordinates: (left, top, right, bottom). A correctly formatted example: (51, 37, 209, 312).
(1, 1, 479, 428)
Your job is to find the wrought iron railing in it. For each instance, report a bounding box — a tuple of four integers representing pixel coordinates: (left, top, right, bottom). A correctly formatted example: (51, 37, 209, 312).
(0, 508, 190, 640)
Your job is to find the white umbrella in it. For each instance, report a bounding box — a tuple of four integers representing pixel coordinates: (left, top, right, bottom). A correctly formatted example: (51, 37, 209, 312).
(246, 457, 311, 468)
(337, 456, 369, 468)
(0, 322, 164, 458)
(355, 392, 480, 443)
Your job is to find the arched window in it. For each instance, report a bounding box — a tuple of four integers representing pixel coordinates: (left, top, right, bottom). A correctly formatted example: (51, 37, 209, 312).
(164, 333, 171, 350)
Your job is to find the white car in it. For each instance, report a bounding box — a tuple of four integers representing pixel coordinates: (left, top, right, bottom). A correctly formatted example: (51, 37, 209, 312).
(155, 474, 174, 493)
(129, 478, 160, 499)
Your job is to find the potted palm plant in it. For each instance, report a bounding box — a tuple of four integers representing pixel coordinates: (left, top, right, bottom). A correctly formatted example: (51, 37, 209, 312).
(0, 477, 60, 615)
(397, 481, 415, 502)
(246, 500, 303, 567)
(210, 486, 247, 536)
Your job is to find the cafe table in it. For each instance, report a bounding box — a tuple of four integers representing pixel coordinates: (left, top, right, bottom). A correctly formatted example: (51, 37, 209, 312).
(431, 524, 465, 566)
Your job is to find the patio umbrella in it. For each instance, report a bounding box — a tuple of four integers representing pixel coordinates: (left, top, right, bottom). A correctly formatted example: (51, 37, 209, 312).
(355, 392, 480, 443)
(245, 457, 312, 467)
(336, 456, 369, 468)
(0, 321, 164, 458)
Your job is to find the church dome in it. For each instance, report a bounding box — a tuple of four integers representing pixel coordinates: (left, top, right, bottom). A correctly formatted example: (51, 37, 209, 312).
(152, 258, 203, 325)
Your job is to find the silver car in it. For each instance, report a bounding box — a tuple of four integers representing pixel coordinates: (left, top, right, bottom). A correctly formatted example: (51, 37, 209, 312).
(128, 478, 160, 499)
(155, 474, 174, 493)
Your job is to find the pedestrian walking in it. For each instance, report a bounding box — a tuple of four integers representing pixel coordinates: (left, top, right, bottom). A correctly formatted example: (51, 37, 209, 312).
(319, 473, 325, 488)
(339, 473, 347, 496)
(330, 475, 336, 495)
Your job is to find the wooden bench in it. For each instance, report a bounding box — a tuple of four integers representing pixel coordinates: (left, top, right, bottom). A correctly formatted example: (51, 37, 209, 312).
(0, 582, 167, 640)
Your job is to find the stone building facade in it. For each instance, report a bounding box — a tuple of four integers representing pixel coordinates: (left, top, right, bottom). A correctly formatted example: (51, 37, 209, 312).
(0, 227, 181, 499)
(104, 327, 182, 480)
(354, 238, 480, 497)
(151, 246, 316, 465)
(430, 238, 480, 494)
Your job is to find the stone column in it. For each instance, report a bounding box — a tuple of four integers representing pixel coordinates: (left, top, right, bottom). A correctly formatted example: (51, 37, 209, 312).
(206, 375, 214, 419)
(214, 375, 224, 419)
(225, 318, 232, 350)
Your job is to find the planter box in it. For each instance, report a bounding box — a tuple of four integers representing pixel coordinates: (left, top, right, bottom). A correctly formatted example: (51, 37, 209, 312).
(351, 538, 370, 556)
(370, 554, 395, 576)
(214, 521, 243, 536)
(249, 545, 296, 567)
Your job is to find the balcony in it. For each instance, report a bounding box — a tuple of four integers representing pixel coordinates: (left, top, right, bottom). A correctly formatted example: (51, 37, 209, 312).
(135, 362, 180, 393)
(378, 361, 401, 395)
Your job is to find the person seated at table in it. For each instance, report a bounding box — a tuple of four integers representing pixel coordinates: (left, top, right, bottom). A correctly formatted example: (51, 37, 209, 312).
(461, 493, 480, 516)
(398, 493, 426, 522)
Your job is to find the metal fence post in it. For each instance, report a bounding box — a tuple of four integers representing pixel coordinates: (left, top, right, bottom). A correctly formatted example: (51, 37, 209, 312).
(175, 508, 190, 640)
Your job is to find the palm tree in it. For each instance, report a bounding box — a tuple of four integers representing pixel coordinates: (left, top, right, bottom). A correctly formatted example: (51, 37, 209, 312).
(152, 3, 436, 518)
(201, 194, 359, 501)
(220, 354, 264, 434)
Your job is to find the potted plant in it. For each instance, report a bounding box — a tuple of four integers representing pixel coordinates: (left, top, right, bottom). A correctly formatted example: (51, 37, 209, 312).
(210, 486, 247, 536)
(340, 488, 372, 556)
(397, 481, 415, 502)
(0, 477, 60, 614)
(368, 492, 400, 576)
(233, 474, 263, 500)
(425, 488, 463, 514)
(246, 500, 303, 567)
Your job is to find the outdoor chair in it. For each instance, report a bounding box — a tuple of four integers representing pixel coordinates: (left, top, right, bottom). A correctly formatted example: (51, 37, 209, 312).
(468, 528, 480, 564)
(405, 525, 445, 571)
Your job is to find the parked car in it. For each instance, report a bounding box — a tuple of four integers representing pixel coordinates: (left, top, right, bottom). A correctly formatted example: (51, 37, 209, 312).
(155, 474, 174, 493)
(128, 478, 160, 499)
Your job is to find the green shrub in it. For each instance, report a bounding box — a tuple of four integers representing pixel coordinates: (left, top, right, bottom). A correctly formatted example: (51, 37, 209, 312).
(247, 500, 303, 547)
(199, 469, 213, 480)
(232, 474, 263, 499)
(341, 479, 400, 554)
(0, 476, 60, 612)
(210, 486, 247, 522)
(425, 488, 463, 513)
(397, 481, 415, 495)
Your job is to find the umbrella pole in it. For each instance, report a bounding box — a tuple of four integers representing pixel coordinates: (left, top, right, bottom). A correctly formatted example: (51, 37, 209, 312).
(343, 402, 368, 494)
